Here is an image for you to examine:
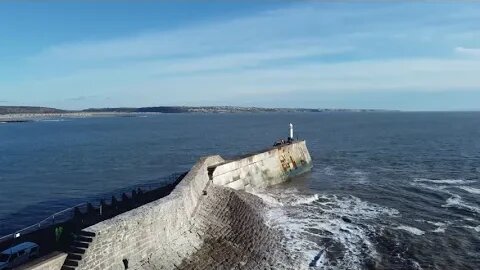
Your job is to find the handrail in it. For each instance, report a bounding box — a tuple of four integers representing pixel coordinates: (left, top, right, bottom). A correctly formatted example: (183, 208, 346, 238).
(0, 202, 88, 244)
(0, 171, 187, 246)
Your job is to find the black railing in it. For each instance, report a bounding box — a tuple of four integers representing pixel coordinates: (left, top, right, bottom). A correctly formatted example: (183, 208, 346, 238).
(0, 171, 188, 254)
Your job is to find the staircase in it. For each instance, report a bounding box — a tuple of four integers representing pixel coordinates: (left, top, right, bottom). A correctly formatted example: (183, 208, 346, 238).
(61, 230, 95, 270)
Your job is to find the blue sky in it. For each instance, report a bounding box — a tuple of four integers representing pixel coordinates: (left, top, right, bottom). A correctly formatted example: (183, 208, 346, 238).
(1, 2, 480, 111)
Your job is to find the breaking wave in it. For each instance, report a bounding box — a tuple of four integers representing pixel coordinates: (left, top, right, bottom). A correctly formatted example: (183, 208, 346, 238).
(457, 186, 480, 195)
(394, 225, 425, 236)
(442, 194, 480, 214)
(254, 189, 399, 269)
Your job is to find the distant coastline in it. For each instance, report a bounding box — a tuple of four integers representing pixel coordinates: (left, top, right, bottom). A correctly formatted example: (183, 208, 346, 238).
(0, 105, 394, 122)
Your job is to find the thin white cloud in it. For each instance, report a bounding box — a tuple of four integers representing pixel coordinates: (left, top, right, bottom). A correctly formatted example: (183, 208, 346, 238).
(7, 57, 479, 108)
(29, 3, 469, 65)
(3, 2, 480, 109)
(455, 47, 480, 57)
(29, 5, 332, 64)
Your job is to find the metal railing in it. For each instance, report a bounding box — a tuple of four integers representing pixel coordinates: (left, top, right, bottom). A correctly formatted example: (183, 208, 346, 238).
(0, 171, 187, 246)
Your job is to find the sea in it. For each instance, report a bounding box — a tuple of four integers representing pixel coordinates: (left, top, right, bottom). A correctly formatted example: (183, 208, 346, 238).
(0, 112, 479, 269)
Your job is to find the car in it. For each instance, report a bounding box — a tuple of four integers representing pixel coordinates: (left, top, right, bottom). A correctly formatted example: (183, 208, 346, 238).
(0, 242, 39, 269)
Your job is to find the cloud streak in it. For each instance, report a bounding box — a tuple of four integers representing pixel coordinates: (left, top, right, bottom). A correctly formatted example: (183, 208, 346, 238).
(455, 47, 480, 57)
(2, 2, 480, 110)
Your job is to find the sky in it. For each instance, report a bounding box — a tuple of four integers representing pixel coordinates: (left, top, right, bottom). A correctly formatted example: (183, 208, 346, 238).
(0, 2, 480, 111)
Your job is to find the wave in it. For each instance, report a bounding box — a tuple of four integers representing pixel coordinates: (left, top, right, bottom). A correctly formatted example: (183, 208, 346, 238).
(348, 169, 369, 184)
(255, 189, 399, 269)
(394, 225, 425, 236)
(322, 166, 336, 176)
(427, 221, 449, 233)
(442, 194, 480, 214)
(457, 186, 480, 195)
(36, 119, 66, 122)
(464, 225, 480, 232)
(413, 178, 475, 185)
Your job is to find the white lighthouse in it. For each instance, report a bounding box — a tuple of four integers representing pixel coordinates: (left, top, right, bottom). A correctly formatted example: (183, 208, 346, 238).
(289, 123, 294, 140)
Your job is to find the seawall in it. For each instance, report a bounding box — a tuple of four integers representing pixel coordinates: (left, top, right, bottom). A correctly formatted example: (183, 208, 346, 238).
(210, 140, 312, 190)
(64, 141, 312, 270)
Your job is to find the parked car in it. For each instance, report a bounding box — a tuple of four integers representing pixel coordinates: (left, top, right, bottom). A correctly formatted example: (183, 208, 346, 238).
(0, 242, 39, 269)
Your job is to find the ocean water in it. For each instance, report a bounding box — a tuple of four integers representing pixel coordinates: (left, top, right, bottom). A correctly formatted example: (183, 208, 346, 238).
(0, 112, 479, 269)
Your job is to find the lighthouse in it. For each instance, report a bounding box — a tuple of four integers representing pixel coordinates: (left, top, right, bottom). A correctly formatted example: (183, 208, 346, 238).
(289, 123, 294, 140)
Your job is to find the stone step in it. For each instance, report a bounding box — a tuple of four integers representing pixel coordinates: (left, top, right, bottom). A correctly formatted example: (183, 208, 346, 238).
(76, 236, 93, 243)
(61, 266, 76, 270)
(67, 253, 83, 261)
(69, 246, 87, 254)
(64, 259, 79, 267)
(77, 230, 96, 237)
(72, 241, 89, 248)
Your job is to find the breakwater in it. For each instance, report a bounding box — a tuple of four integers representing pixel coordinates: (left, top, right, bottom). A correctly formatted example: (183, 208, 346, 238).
(39, 141, 311, 270)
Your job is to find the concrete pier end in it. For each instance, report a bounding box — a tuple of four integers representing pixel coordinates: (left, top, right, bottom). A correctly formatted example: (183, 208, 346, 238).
(68, 141, 312, 270)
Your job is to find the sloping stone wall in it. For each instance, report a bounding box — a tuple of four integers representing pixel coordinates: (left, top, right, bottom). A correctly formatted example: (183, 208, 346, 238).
(75, 156, 225, 270)
(73, 142, 312, 270)
(211, 141, 312, 190)
(176, 185, 295, 270)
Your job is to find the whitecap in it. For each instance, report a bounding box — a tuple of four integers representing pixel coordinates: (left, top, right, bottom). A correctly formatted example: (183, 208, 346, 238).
(291, 194, 320, 206)
(442, 194, 480, 214)
(464, 225, 480, 232)
(410, 182, 448, 193)
(413, 178, 474, 185)
(411, 260, 424, 270)
(395, 225, 425, 236)
(457, 186, 480, 195)
(36, 119, 65, 122)
(423, 221, 449, 233)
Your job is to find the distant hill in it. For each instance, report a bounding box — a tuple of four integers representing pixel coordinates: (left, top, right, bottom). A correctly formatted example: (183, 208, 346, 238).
(0, 106, 67, 115)
(1, 105, 390, 115)
(83, 106, 326, 113)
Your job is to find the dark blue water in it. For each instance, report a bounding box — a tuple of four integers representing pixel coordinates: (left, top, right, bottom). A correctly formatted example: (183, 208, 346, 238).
(1, 112, 479, 269)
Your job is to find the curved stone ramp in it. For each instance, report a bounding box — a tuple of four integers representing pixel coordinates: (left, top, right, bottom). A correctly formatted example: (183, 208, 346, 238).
(68, 142, 312, 270)
(174, 185, 293, 269)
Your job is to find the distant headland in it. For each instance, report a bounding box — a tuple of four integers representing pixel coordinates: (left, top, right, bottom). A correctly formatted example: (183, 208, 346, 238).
(0, 105, 394, 122)
(0, 105, 393, 114)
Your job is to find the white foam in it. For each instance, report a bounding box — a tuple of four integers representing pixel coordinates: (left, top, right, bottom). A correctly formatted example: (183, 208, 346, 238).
(413, 178, 474, 185)
(348, 169, 369, 184)
(457, 186, 480, 195)
(411, 260, 424, 270)
(253, 193, 284, 207)
(442, 194, 480, 214)
(256, 190, 399, 269)
(322, 166, 335, 176)
(395, 225, 425, 236)
(291, 194, 320, 206)
(410, 182, 448, 193)
(464, 225, 480, 232)
(423, 221, 446, 233)
(36, 119, 66, 122)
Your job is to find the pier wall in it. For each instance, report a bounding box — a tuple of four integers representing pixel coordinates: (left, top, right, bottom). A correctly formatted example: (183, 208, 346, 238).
(73, 155, 224, 270)
(72, 141, 311, 270)
(211, 141, 312, 190)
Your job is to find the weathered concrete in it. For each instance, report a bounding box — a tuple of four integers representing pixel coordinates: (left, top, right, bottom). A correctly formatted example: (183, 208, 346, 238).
(19, 252, 67, 270)
(74, 156, 225, 270)
(211, 141, 312, 190)
(71, 141, 312, 270)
